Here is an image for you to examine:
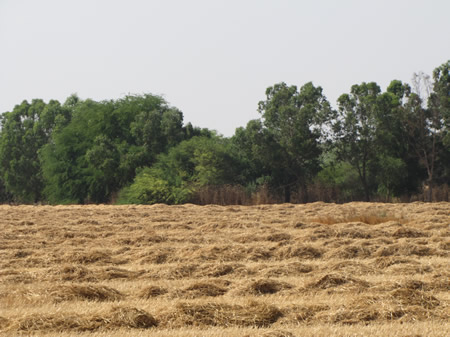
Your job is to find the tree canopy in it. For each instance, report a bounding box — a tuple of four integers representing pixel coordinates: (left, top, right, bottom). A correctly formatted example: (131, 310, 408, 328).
(0, 60, 448, 204)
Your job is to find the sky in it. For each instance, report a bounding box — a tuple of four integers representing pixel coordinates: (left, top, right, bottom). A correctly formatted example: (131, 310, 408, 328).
(1, 0, 449, 137)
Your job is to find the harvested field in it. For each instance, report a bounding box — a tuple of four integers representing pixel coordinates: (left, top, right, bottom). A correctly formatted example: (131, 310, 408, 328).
(0, 202, 449, 336)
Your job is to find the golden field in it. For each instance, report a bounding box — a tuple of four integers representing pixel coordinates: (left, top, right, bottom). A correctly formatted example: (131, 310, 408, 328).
(0, 202, 449, 336)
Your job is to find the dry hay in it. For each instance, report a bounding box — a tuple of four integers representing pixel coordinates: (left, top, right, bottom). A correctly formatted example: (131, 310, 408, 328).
(327, 260, 375, 275)
(139, 285, 169, 298)
(387, 263, 433, 275)
(8, 306, 157, 332)
(181, 281, 229, 298)
(388, 288, 440, 309)
(373, 256, 416, 269)
(248, 246, 276, 261)
(164, 263, 199, 279)
(1, 202, 449, 336)
(0, 316, 10, 330)
(50, 265, 143, 282)
(49, 284, 124, 302)
(305, 273, 370, 291)
(197, 263, 243, 278)
(284, 304, 330, 322)
(266, 232, 292, 242)
(318, 307, 380, 325)
(98, 267, 144, 280)
(374, 243, 437, 257)
(14, 312, 87, 332)
(12, 249, 33, 258)
(310, 212, 406, 225)
(429, 274, 450, 291)
(101, 306, 158, 329)
(392, 227, 428, 238)
(0, 270, 35, 284)
(264, 262, 313, 277)
(50, 264, 97, 282)
(336, 228, 376, 239)
(257, 330, 297, 337)
(439, 240, 450, 250)
(277, 245, 323, 259)
(67, 250, 114, 265)
(394, 279, 430, 291)
(329, 244, 375, 259)
(242, 279, 294, 295)
(169, 301, 283, 327)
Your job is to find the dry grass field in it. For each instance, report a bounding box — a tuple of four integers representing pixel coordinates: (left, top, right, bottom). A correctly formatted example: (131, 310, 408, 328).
(0, 202, 449, 336)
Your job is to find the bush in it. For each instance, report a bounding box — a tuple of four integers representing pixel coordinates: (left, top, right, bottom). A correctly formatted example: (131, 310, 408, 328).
(116, 169, 191, 205)
(117, 136, 245, 205)
(314, 162, 365, 202)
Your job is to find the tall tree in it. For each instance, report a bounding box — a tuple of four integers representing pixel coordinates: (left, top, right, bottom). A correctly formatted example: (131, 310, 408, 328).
(232, 119, 270, 187)
(333, 82, 381, 201)
(0, 175, 11, 202)
(429, 60, 450, 147)
(402, 73, 437, 200)
(0, 99, 69, 202)
(402, 63, 450, 200)
(375, 81, 422, 199)
(430, 61, 450, 189)
(40, 94, 186, 204)
(256, 82, 331, 202)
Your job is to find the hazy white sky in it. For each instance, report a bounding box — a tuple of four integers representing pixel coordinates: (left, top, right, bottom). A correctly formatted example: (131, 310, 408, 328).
(1, 0, 449, 136)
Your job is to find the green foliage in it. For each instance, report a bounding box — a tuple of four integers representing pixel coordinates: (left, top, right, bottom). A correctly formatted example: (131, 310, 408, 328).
(40, 94, 186, 204)
(232, 119, 270, 184)
(117, 167, 190, 204)
(0, 175, 11, 202)
(375, 155, 407, 199)
(400, 65, 449, 200)
(255, 82, 331, 201)
(430, 60, 450, 147)
(40, 99, 108, 203)
(333, 82, 381, 201)
(376, 82, 424, 197)
(315, 161, 364, 201)
(0, 99, 70, 203)
(117, 136, 245, 204)
(1, 60, 448, 204)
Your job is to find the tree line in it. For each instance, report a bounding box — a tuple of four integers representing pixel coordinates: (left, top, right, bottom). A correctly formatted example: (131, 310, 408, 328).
(0, 61, 448, 204)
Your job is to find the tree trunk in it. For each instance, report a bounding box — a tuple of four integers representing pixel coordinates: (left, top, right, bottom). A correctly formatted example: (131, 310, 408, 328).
(301, 182, 309, 203)
(357, 164, 370, 202)
(284, 185, 291, 203)
(362, 179, 370, 202)
(427, 179, 433, 202)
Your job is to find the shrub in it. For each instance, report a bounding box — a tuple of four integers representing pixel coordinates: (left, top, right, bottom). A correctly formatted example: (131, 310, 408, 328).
(116, 168, 191, 205)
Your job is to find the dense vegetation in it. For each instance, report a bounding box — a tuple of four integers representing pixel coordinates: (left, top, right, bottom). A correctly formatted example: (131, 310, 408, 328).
(0, 61, 448, 204)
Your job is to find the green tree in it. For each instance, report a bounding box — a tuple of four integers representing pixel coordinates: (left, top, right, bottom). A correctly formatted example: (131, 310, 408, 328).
(371, 82, 417, 199)
(401, 64, 449, 200)
(315, 160, 365, 202)
(0, 99, 69, 202)
(333, 82, 381, 201)
(256, 82, 331, 202)
(118, 135, 244, 204)
(117, 168, 189, 205)
(430, 61, 450, 185)
(232, 119, 269, 188)
(39, 98, 100, 203)
(378, 80, 428, 199)
(430, 61, 450, 147)
(40, 94, 186, 204)
(0, 175, 11, 202)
